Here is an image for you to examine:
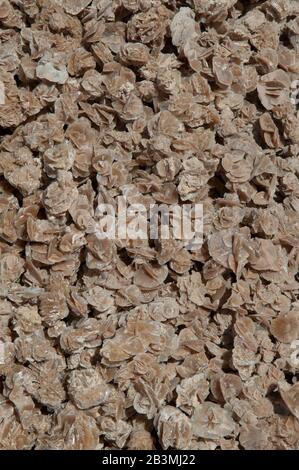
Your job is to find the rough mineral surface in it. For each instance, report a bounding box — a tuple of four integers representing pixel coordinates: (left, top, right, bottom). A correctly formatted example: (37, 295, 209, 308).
(1, 0, 299, 451)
